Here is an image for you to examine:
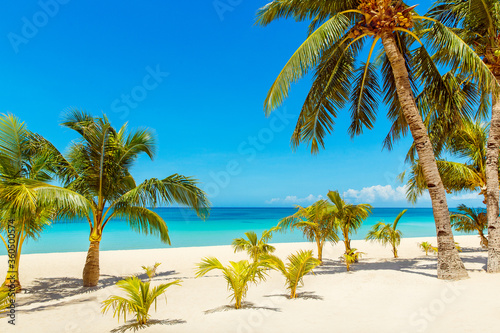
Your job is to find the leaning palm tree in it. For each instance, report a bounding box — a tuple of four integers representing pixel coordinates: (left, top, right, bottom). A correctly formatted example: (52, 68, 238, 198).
(262, 250, 321, 298)
(232, 230, 276, 262)
(256, 0, 492, 279)
(101, 276, 181, 325)
(428, 0, 500, 273)
(0, 114, 89, 291)
(326, 191, 371, 256)
(195, 258, 269, 309)
(401, 119, 493, 204)
(58, 110, 210, 287)
(366, 209, 407, 258)
(450, 204, 488, 248)
(276, 200, 338, 264)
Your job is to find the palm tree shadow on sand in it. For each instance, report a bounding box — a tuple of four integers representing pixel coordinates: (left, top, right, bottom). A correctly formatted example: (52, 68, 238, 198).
(204, 301, 281, 314)
(110, 319, 186, 333)
(18, 270, 178, 309)
(263, 291, 324, 300)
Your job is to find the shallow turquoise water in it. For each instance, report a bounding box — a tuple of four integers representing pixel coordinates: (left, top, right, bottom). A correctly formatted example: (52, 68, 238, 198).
(0, 207, 465, 255)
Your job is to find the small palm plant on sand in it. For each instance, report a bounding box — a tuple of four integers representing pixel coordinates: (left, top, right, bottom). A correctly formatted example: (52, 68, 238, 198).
(0, 288, 11, 315)
(365, 209, 407, 258)
(419, 242, 434, 256)
(195, 258, 268, 309)
(102, 276, 181, 325)
(141, 263, 161, 281)
(277, 200, 338, 264)
(262, 250, 321, 298)
(232, 230, 276, 262)
(341, 249, 364, 272)
(450, 205, 488, 248)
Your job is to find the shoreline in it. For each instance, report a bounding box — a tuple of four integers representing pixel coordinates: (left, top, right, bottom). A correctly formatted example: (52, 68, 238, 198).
(0, 235, 495, 333)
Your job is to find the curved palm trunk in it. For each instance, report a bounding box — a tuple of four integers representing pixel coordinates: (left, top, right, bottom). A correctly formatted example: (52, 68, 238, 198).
(479, 229, 489, 248)
(316, 239, 324, 265)
(82, 240, 101, 287)
(381, 32, 468, 280)
(392, 244, 398, 259)
(3, 230, 24, 292)
(486, 80, 500, 272)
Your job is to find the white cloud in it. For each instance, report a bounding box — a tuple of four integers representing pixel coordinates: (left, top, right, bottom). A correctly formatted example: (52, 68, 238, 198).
(266, 194, 323, 205)
(343, 185, 417, 203)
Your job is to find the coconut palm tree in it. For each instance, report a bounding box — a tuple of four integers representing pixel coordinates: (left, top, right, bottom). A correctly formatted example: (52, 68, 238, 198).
(195, 258, 269, 309)
(262, 250, 321, 298)
(101, 276, 181, 325)
(418, 241, 433, 255)
(341, 248, 365, 272)
(141, 263, 161, 281)
(232, 230, 276, 262)
(326, 191, 371, 257)
(256, 0, 493, 279)
(451, 204, 488, 248)
(400, 119, 493, 204)
(58, 110, 210, 287)
(0, 114, 90, 291)
(276, 200, 338, 264)
(366, 209, 407, 258)
(428, 0, 500, 273)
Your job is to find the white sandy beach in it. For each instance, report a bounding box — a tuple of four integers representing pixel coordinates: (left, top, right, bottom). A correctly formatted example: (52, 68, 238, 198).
(0, 235, 498, 333)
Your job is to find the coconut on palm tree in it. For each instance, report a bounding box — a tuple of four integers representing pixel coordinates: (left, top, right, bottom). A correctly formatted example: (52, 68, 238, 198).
(366, 209, 407, 258)
(326, 191, 371, 257)
(262, 250, 321, 298)
(0, 114, 90, 291)
(195, 257, 269, 309)
(276, 200, 338, 264)
(256, 0, 492, 279)
(451, 205, 488, 248)
(428, 0, 500, 273)
(102, 276, 181, 325)
(232, 230, 276, 262)
(58, 110, 210, 287)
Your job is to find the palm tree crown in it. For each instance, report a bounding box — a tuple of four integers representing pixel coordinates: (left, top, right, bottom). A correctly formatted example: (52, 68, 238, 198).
(366, 209, 407, 258)
(232, 230, 276, 262)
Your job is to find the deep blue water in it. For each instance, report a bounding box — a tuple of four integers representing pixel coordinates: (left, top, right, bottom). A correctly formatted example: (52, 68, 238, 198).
(0, 207, 461, 255)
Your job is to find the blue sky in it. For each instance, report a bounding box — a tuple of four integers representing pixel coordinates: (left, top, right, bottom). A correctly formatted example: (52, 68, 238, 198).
(0, 1, 485, 207)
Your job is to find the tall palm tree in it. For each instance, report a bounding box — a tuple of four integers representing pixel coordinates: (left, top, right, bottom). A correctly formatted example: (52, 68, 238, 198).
(366, 209, 407, 258)
(450, 204, 488, 248)
(262, 250, 321, 298)
(59, 110, 210, 287)
(276, 200, 338, 264)
(256, 0, 492, 279)
(428, 0, 500, 273)
(232, 230, 276, 262)
(195, 258, 269, 309)
(0, 114, 89, 290)
(326, 191, 371, 256)
(101, 276, 181, 325)
(401, 119, 493, 203)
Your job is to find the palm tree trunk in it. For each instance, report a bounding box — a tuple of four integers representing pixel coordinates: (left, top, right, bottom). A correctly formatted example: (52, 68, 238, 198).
(317, 239, 323, 265)
(381, 32, 468, 280)
(479, 229, 489, 248)
(486, 79, 500, 272)
(82, 240, 100, 287)
(392, 244, 398, 259)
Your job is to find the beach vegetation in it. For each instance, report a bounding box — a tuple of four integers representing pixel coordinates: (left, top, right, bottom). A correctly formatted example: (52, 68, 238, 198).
(142, 263, 161, 281)
(261, 250, 321, 298)
(232, 230, 276, 262)
(366, 209, 407, 258)
(341, 248, 365, 272)
(451, 205, 488, 248)
(101, 276, 181, 325)
(195, 257, 268, 309)
(418, 241, 434, 255)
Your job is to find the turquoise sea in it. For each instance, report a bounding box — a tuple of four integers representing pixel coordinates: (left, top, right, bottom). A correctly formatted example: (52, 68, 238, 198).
(0, 207, 466, 255)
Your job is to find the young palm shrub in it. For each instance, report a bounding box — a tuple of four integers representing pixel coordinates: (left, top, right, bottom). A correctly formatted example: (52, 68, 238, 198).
(366, 209, 407, 258)
(0, 287, 11, 315)
(141, 263, 161, 281)
(262, 250, 321, 298)
(195, 258, 268, 309)
(327, 191, 371, 257)
(450, 205, 488, 248)
(418, 241, 434, 256)
(232, 230, 276, 262)
(277, 200, 338, 264)
(101, 276, 181, 325)
(341, 249, 365, 272)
